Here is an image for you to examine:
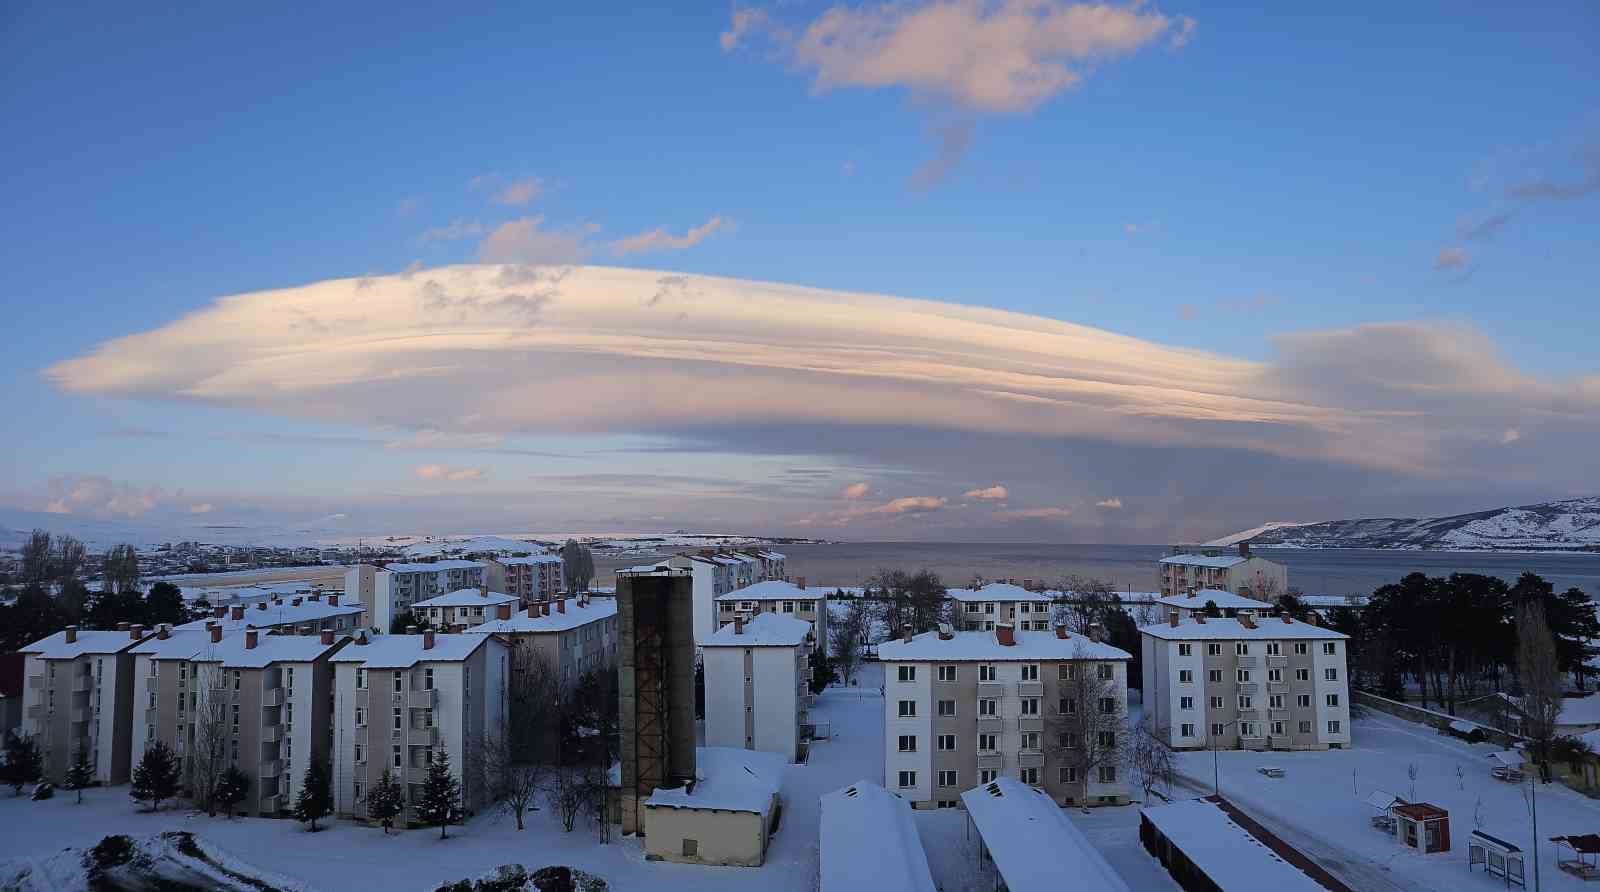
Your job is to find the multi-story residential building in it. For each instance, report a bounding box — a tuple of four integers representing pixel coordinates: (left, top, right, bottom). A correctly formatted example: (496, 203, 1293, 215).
(465, 594, 618, 689)
(485, 555, 564, 603)
(948, 583, 1057, 633)
(331, 631, 506, 823)
(879, 623, 1132, 810)
(410, 588, 519, 630)
(662, 550, 788, 648)
(714, 580, 827, 655)
(371, 560, 488, 634)
(344, 563, 377, 621)
(702, 612, 811, 762)
(1140, 612, 1351, 752)
(175, 594, 365, 636)
(1158, 543, 1288, 599)
(1154, 588, 1274, 620)
(18, 626, 144, 785)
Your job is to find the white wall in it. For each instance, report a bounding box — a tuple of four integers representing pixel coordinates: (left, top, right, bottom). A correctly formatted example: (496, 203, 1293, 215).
(93, 655, 121, 784)
(1313, 640, 1352, 746)
(752, 648, 799, 760)
(884, 662, 932, 803)
(702, 647, 747, 752)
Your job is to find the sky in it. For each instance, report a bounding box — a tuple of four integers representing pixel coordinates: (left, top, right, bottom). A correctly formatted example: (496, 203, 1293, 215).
(2, 2, 1598, 545)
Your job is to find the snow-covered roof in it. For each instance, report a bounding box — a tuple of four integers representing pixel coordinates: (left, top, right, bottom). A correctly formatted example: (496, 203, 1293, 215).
(946, 583, 1055, 603)
(820, 781, 936, 892)
(331, 633, 489, 668)
(715, 580, 828, 602)
(495, 554, 561, 565)
(1558, 695, 1600, 727)
(1156, 589, 1273, 610)
(1140, 799, 1331, 891)
(1365, 790, 1403, 811)
(960, 778, 1130, 892)
(465, 597, 617, 635)
(1139, 617, 1347, 641)
(20, 629, 143, 659)
(644, 746, 784, 815)
(131, 629, 221, 660)
(1487, 751, 1524, 769)
(1161, 553, 1248, 569)
(379, 559, 485, 574)
(878, 628, 1130, 662)
(174, 599, 362, 632)
(208, 633, 346, 669)
(411, 588, 519, 609)
(705, 612, 812, 647)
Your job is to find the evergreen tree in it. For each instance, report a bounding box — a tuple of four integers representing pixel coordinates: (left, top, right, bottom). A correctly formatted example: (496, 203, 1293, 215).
(145, 581, 188, 626)
(215, 766, 249, 818)
(416, 750, 463, 839)
(295, 760, 332, 831)
(63, 749, 94, 804)
(1, 732, 43, 796)
(130, 740, 179, 811)
(365, 770, 405, 834)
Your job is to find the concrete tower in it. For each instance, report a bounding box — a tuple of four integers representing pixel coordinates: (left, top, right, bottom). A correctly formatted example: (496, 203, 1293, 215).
(616, 568, 697, 835)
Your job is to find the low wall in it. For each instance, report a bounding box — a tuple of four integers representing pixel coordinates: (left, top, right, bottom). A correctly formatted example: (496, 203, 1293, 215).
(1353, 691, 1523, 748)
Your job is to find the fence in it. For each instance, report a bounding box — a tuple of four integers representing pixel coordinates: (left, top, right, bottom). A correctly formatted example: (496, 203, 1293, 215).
(1353, 691, 1523, 748)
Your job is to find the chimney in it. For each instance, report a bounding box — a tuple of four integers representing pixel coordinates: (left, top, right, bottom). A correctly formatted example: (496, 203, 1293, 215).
(497, 603, 512, 621)
(309, 593, 321, 602)
(795, 576, 806, 590)
(423, 629, 436, 651)
(557, 599, 566, 614)
(321, 629, 335, 646)
(246, 629, 258, 649)
(734, 617, 745, 635)
(479, 584, 488, 598)
(157, 625, 170, 640)
(256, 602, 268, 611)
(527, 603, 538, 619)
(996, 623, 1016, 647)
(214, 605, 226, 619)
(1088, 622, 1104, 643)
(1239, 541, 1252, 558)
(210, 625, 222, 644)
(229, 605, 242, 620)
(130, 624, 144, 639)
(355, 630, 369, 645)
(292, 597, 303, 606)
(452, 623, 468, 634)
(117, 621, 130, 631)
(1054, 624, 1069, 639)
(938, 623, 953, 640)
(1167, 610, 1179, 628)
(1186, 588, 1197, 600)
(272, 598, 282, 606)
(1305, 612, 1319, 627)
(1240, 613, 1257, 630)
(328, 594, 339, 606)
(65, 626, 77, 643)
(1282, 613, 1294, 624)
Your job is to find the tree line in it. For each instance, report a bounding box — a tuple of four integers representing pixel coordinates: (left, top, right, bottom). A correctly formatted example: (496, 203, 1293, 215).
(1, 531, 193, 653)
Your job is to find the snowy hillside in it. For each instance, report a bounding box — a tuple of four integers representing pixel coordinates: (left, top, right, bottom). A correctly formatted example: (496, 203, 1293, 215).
(1219, 497, 1600, 550)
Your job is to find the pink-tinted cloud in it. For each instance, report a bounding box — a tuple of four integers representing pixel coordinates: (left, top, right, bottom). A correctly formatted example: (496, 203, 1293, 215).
(478, 217, 591, 265)
(610, 217, 730, 256)
(414, 464, 486, 482)
(841, 481, 872, 500)
(1435, 246, 1469, 270)
(964, 484, 1009, 502)
(994, 505, 1072, 521)
(1095, 497, 1123, 509)
(493, 178, 543, 207)
(44, 475, 164, 518)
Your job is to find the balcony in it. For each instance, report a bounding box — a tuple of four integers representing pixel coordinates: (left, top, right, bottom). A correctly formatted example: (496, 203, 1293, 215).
(1236, 683, 1259, 695)
(144, 707, 158, 725)
(1269, 709, 1291, 721)
(73, 675, 93, 693)
(977, 751, 1004, 771)
(26, 704, 44, 719)
(1016, 716, 1044, 733)
(260, 760, 283, 777)
(1236, 656, 1258, 669)
(1017, 750, 1045, 769)
(261, 724, 282, 743)
(1267, 683, 1288, 695)
(977, 681, 1006, 698)
(258, 795, 282, 814)
(350, 727, 368, 747)
(71, 706, 92, 724)
(261, 688, 285, 708)
(410, 688, 438, 709)
(1240, 736, 1268, 751)
(409, 725, 440, 747)
(27, 675, 44, 691)
(1017, 681, 1043, 698)
(977, 717, 1004, 734)
(1266, 655, 1288, 669)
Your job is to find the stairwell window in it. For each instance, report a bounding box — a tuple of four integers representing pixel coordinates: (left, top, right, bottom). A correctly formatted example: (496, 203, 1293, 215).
(1300, 721, 1313, 734)
(938, 734, 956, 751)
(1325, 694, 1340, 707)
(898, 700, 917, 718)
(979, 733, 998, 751)
(898, 665, 916, 682)
(1180, 696, 1194, 710)
(1296, 668, 1310, 681)
(1098, 766, 1117, 783)
(1323, 643, 1338, 655)
(1207, 643, 1223, 656)
(1236, 643, 1250, 655)
(1060, 766, 1077, 784)
(1020, 767, 1039, 785)
(897, 771, 917, 789)
(1328, 720, 1342, 734)
(1098, 697, 1116, 715)
(979, 699, 997, 717)
(1021, 664, 1039, 682)
(1325, 667, 1338, 681)
(1210, 696, 1224, 709)
(938, 700, 956, 717)
(939, 770, 958, 788)
(356, 668, 366, 689)
(1180, 723, 1196, 737)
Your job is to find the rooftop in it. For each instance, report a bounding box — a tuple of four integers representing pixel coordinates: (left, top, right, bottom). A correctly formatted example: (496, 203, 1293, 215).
(20, 629, 144, 659)
(644, 746, 784, 815)
(495, 554, 561, 565)
(946, 583, 1055, 603)
(131, 629, 222, 660)
(1156, 589, 1274, 610)
(330, 633, 489, 668)
(715, 580, 828, 602)
(960, 778, 1130, 892)
(820, 781, 936, 892)
(207, 632, 346, 669)
(1140, 797, 1349, 892)
(411, 588, 519, 609)
(877, 628, 1130, 662)
(1160, 553, 1248, 569)
(465, 597, 617, 635)
(1139, 616, 1347, 641)
(379, 559, 486, 574)
(704, 611, 812, 647)
(174, 598, 363, 632)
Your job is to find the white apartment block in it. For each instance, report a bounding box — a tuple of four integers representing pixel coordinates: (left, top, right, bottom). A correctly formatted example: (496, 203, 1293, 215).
(410, 588, 519, 630)
(948, 583, 1057, 633)
(662, 550, 787, 648)
(331, 631, 506, 823)
(344, 563, 377, 622)
(1158, 543, 1288, 599)
(176, 593, 365, 635)
(1140, 612, 1351, 752)
(702, 612, 811, 762)
(485, 554, 564, 603)
(371, 560, 487, 634)
(466, 594, 619, 689)
(879, 623, 1132, 810)
(19, 626, 143, 785)
(714, 580, 827, 656)
(1154, 588, 1273, 620)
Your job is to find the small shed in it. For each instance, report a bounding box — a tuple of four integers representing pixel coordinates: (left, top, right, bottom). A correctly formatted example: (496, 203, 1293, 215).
(1468, 829, 1525, 887)
(1551, 834, 1600, 882)
(1393, 802, 1451, 854)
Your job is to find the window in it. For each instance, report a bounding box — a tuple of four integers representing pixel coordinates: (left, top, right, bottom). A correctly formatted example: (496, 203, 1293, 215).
(1097, 731, 1116, 748)
(232, 670, 241, 691)
(981, 769, 999, 784)
(979, 664, 997, 681)
(1022, 731, 1040, 750)
(938, 664, 957, 682)
(979, 699, 997, 717)
(1021, 698, 1039, 715)
(355, 667, 366, 689)
(984, 603, 995, 614)
(1206, 695, 1221, 709)
(1178, 669, 1193, 684)
(897, 734, 918, 752)
(354, 744, 365, 763)
(897, 665, 916, 682)
(1299, 721, 1313, 733)
(897, 771, 917, 789)
(1238, 695, 1253, 709)
(1328, 720, 1343, 734)
(1267, 668, 1282, 682)
(355, 707, 366, 727)
(1021, 664, 1039, 681)
(393, 707, 402, 730)
(231, 704, 239, 732)
(1059, 697, 1076, 715)
(1265, 642, 1281, 655)
(392, 745, 401, 768)
(1323, 642, 1337, 655)
(1211, 723, 1225, 737)
(937, 699, 957, 717)
(978, 733, 998, 751)
(1098, 697, 1116, 715)
(1325, 693, 1340, 707)
(782, 601, 795, 613)
(1269, 694, 1285, 709)
(1271, 721, 1286, 735)
(938, 770, 958, 788)
(1235, 643, 1250, 655)
(1058, 664, 1074, 680)
(1097, 766, 1117, 783)
(938, 734, 956, 751)
(284, 667, 294, 690)
(353, 782, 363, 802)
(739, 601, 753, 611)
(1296, 668, 1310, 681)
(1060, 731, 1082, 749)
(1019, 767, 1039, 785)
(1297, 694, 1312, 708)
(1294, 642, 1309, 655)
(897, 700, 917, 718)
(1325, 667, 1339, 681)
(1019, 603, 1031, 614)
(393, 672, 403, 694)
(1208, 669, 1223, 683)
(1237, 669, 1252, 683)
(424, 668, 435, 690)
(1180, 723, 1196, 737)
(1239, 721, 1257, 737)
(1180, 696, 1195, 710)
(1207, 643, 1223, 656)
(1178, 643, 1193, 656)
(682, 839, 698, 858)
(1097, 664, 1114, 680)
(1060, 766, 1078, 783)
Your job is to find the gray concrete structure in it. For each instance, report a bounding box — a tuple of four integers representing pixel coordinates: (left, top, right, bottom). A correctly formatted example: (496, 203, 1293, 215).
(616, 568, 698, 836)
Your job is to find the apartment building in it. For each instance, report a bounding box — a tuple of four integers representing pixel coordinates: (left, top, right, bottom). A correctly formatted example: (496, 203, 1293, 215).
(465, 594, 618, 689)
(1154, 588, 1273, 620)
(131, 625, 347, 816)
(702, 612, 811, 762)
(18, 626, 143, 785)
(1158, 543, 1288, 599)
(344, 563, 377, 619)
(879, 623, 1132, 810)
(371, 560, 488, 633)
(662, 550, 789, 647)
(485, 554, 564, 603)
(331, 631, 506, 823)
(1140, 612, 1351, 752)
(949, 583, 1057, 633)
(714, 580, 827, 655)
(175, 594, 365, 635)
(410, 588, 519, 630)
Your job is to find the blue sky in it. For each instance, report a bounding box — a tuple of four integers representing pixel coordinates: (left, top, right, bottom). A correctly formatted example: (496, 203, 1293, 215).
(2, 2, 1597, 543)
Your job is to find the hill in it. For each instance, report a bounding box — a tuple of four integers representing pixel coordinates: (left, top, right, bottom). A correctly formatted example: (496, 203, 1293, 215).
(1212, 497, 1600, 551)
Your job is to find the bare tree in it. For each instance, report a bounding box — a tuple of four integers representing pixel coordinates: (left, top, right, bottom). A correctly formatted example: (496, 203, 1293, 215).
(191, 658, 230, 816)
(1046, 644, 1127, 804)
(1518, 597, 1563, 782)
(20, 530, 52, 586)
(830, 600, 870, 685)
(53, 536, 87, 585)
(474, 646, 560, 830)
(102, 544, 141, 595)
(871, 569, 948, 637)
(1052, 576, 1116, 634)
(1128, 720, 1175, 802)
(546, 763, 588, 832)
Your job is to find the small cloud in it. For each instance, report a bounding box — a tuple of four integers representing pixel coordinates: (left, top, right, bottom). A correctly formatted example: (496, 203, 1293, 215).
(610, 216, 731, 256)
(493, 177, 543, 207)
(44, 475, 164, 518)
(1502, 427, 1521, 445)
(396, 197, 420, 218)
(1124, 223, 1141, 235)
(720, 7, 777, 52)
(911, 118, 974, 189)
(1169, 15, 1198, 49)
(1095, 497, 1123, 510)
(841, 481, 871, 500)
(387, 430, 507, 451)
(866, 495, 947, 515)
(419, 219, 488, 244)
(1435, 246, 1469, 270)
(478, 216, 590, 265)
(964, 484, 1009, 502)
(1507, 139, 1600, 201)
(1177, 303, 1200, 321)
(189, 503, 214, 514)
(414, 464, 486, 482)
(995, 506, 1073, 521)
(1456, 212, 1512, 241)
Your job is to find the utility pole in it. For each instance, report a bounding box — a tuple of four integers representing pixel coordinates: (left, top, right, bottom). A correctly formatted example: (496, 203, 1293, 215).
(1530, 772, 1541, 892)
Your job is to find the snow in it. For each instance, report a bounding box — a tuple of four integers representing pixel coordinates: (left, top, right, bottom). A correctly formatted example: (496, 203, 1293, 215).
(877, 628, 1131, 662)
(202, 633, 343, 669)
(1447, 719, 1479, 734)
(1558, 695, 1600, 727)
(1205, 522, 1311, 547)
(466, 598, 617, 634)
(1160, 553, 1248, 568)
(410, 588, 518, 608)
(715, 580, 827, 602)
(495, 554, 561, 565)
(1156, 589, 1274, 611)
(18, 629, 141, 659)
(131, 629, 218, 660)
(175, 599, 362, 631)
(645, 747, 785, 815)
(1139, 616, 1348, 641)
(379, 559, 487, 574)
(1139, 798, 1330, 892)
(945, 582, 1055, 603)
(403, 536, 546, 558)
(705, 612, 812, 647)
(330, 633, 488, 668)
(819, 781, 935, 892)
(960, 777, 1131, 892)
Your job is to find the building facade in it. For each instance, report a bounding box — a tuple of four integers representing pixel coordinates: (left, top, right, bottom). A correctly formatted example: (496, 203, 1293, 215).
(466, 595, 618, 689)
(880, 624, 1132, 810)
(485, 555, 564, 603)
(18, 627, 142, 785)
(1140, 613, 1351, 751)
(410, 588, 519, 630)
(1158, 544, 1288, 599)
(948, 583, 1057, 633)
(371, 560, 488, 634)
(714, 580, 827, 656)
(175, 594, 364, 636)
(701, 612, 811, 762)
(663, 550, 788, 648)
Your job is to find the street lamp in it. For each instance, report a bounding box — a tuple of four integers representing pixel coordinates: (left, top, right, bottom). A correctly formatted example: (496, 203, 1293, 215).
(1210, 720, 1240, 796)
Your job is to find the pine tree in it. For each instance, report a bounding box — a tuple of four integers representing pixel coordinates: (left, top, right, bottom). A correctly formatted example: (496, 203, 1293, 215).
(416, 750, 463, 839)
(214, 766, 249, 818)
(295, 760, 332, 831)
(2, 732, 43, 796)
(130, 740, 179, 811)
(365, 770, 405, 834)
(63, 750, 94, 804)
